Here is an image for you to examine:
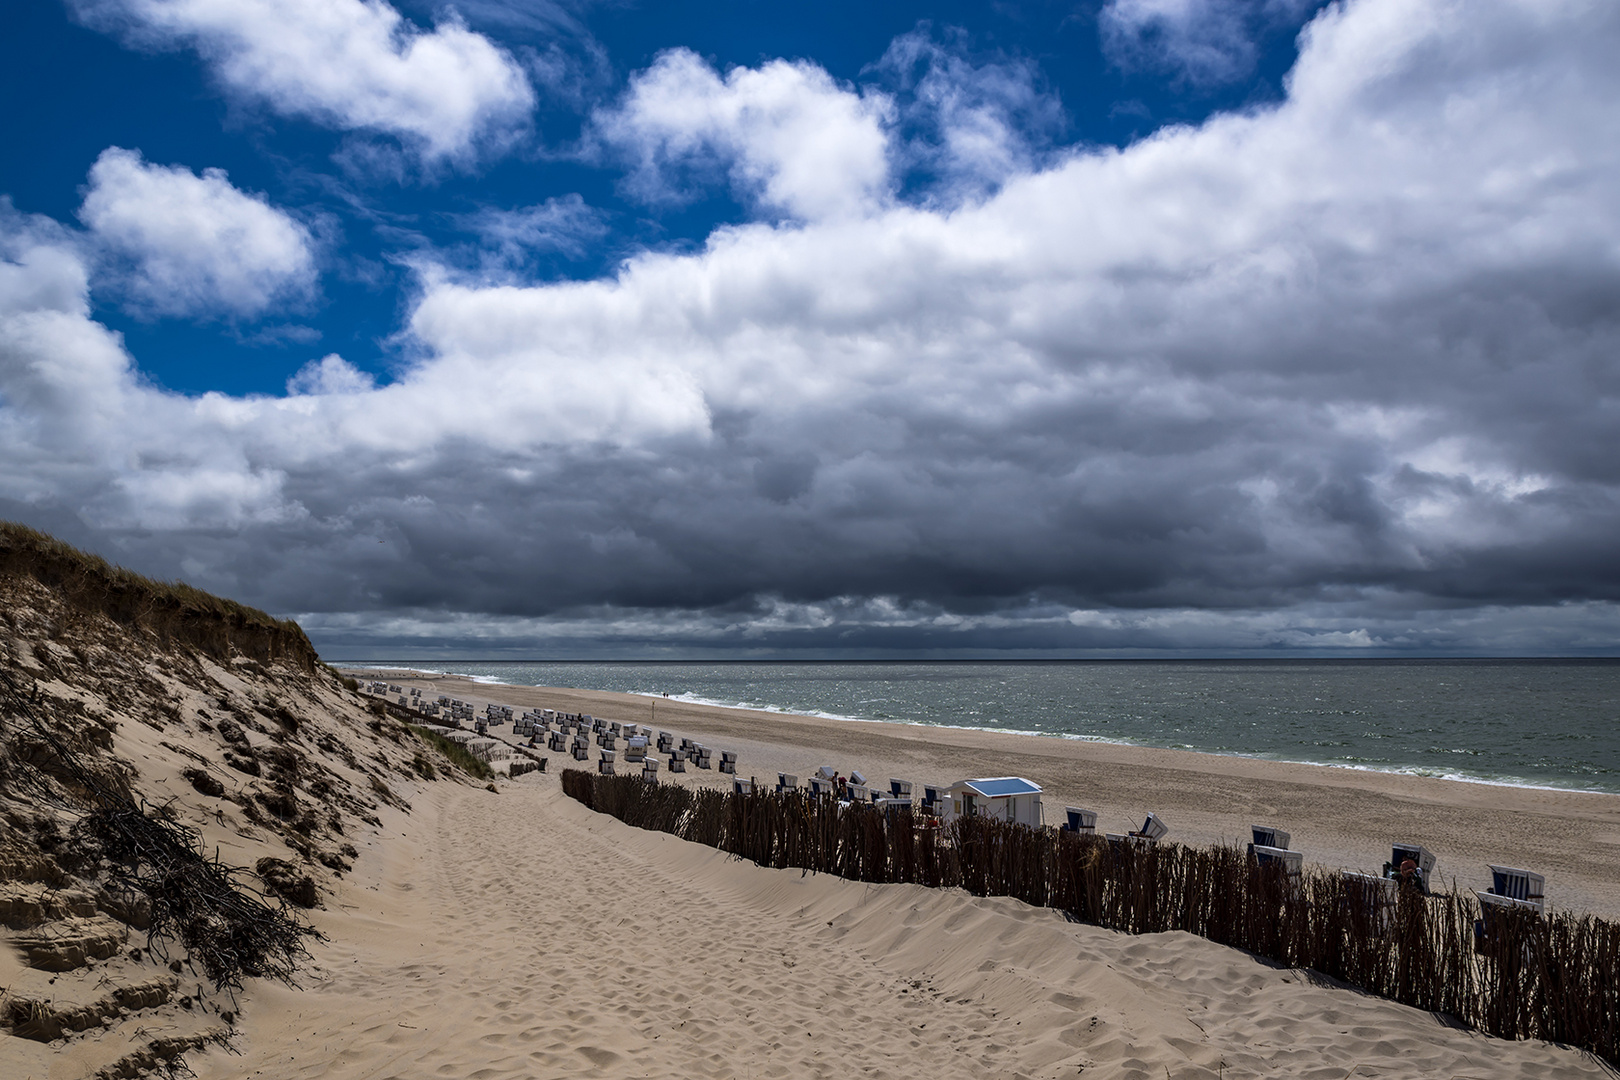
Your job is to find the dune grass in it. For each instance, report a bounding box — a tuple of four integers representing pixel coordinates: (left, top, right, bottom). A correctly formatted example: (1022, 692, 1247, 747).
(407, 724, 495, 781)
(0, 521, 316, 670)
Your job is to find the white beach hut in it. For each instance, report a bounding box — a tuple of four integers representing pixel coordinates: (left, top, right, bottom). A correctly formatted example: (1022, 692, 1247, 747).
(944, 777, 1044, 827)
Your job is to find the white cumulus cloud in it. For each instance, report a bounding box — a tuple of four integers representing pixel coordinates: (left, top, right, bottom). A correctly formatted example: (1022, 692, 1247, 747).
(875, 28, 1068, 204)
(286, 354, 375, 396)
(5, 0, 1620, 655)
(73, 0, 535, 162)
(0, 203, 296, 530)
(78, 147, 317, 319)
(1100, 0, 1315, 86)
(595, 48, 895, 222)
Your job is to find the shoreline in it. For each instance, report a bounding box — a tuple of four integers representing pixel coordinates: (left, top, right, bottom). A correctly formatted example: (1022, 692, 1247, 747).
(351, 662, 1620, 799)
(346, 666, 1620, 919)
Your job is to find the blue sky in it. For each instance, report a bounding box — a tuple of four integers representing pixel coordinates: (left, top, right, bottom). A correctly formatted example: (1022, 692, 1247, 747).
(3, 0, 1319, 396)
(3, 0, 1619, 658)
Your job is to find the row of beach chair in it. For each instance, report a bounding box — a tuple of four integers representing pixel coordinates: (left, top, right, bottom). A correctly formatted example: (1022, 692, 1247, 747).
(513, 712, 739, 780)
(1058, 807, 1174, 848)
(369, 684, 1552, 930)
(767, 771, 942, 814)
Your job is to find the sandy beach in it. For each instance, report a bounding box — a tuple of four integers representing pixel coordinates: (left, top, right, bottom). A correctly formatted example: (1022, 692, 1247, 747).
(132, 664, 1609, 1080)
(188, 772, 1613, 1080)
(346, 669, 1620, 920)
(8, 606, 1618, 1079)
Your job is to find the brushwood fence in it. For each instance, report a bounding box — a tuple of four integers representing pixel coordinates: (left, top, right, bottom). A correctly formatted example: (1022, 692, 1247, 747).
(561, 769, 1619, 1067)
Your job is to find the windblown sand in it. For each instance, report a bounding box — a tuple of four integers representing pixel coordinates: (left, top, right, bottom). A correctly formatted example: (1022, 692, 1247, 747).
(194, 774, 1614, 1080)
(182, 670, 1620, 1079)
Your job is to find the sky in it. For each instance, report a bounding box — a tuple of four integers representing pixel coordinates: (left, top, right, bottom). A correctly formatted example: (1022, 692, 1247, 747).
(2, 0, 1618, 660)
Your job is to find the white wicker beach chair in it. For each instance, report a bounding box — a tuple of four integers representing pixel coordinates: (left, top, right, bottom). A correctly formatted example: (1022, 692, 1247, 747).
(1342, 871, 1398, 932)
(1486, 865, 1545, 910)
(1249, 844, 1303, 876)
(1475, 889, 1540, 916)
(1251, 825, 1291, 850)
(1061, 807, 1097, 834)
(1390, 842, 1437, 883)
(1132, 813, 1170, 842)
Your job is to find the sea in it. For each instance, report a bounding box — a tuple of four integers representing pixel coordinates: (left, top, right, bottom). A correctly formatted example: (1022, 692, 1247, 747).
(353, 659, 1620, 795)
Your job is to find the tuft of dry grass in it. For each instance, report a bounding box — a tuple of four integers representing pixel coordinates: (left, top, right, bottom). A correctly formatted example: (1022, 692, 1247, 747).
(407, 725, 494, 781)
(0, 521, 317, 671)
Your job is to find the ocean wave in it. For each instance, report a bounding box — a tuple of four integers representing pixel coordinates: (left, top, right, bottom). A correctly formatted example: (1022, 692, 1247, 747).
(339, 660, 1620, 797)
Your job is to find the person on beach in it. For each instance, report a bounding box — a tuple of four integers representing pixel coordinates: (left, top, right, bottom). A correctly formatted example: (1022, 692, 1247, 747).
(1390, 858, 1429, 895)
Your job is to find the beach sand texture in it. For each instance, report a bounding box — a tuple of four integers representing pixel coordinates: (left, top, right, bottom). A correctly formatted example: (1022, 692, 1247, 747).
(191, 760, 1614, 1080)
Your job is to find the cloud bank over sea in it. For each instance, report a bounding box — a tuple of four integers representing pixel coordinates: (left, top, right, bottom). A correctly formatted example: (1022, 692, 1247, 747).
(4, 0, 1619, 656)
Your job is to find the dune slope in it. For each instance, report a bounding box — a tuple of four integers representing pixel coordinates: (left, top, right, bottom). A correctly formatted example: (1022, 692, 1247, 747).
(0, 525, 469, 1079)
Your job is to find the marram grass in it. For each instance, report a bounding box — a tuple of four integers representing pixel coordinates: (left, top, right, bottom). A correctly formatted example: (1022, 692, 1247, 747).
(0, 521, 316, 670)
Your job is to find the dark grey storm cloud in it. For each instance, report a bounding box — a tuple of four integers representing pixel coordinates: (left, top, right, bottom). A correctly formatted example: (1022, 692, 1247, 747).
(4, 0, 1620, 656)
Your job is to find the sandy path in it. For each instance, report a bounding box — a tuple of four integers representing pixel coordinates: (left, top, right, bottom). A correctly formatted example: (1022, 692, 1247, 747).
(195, 771, 1613, 1080)
(350, 671, 1620, 918)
